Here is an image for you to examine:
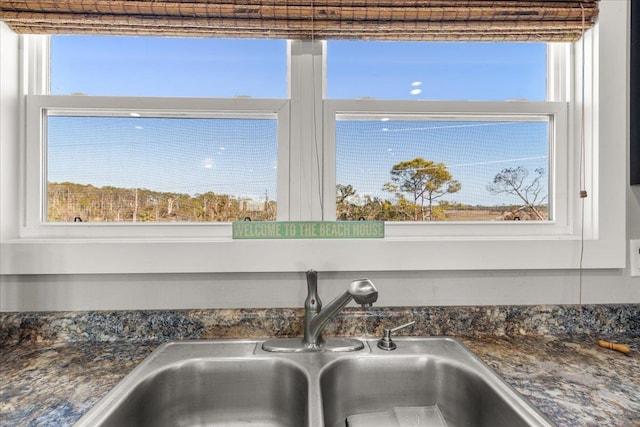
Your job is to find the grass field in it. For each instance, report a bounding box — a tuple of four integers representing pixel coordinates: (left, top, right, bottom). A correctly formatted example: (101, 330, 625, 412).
(443, 207, 549, 221)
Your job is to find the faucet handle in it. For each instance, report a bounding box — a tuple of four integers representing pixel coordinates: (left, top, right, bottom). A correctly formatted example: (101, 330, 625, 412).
(304, 269, 321, 312)
(377, 321, 415, 351)
(306, 269, 318, 290)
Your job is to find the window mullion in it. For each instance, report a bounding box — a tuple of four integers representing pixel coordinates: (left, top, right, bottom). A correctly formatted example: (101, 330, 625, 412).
(548, 42, 571, 102)
(22, 35, 48, 96)
(288, 40, 324, 221)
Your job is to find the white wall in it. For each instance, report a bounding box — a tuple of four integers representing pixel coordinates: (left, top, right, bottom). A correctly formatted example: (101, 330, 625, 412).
(0, 22, 19, 242)
(0, 266, 639, 311)
(1, 1, 639, 311)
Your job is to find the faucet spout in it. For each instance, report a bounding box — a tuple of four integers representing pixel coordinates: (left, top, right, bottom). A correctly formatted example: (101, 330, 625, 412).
(349, 278, 379, 307)
(303, 271, 378, 348)
(262, 270, 379, 353)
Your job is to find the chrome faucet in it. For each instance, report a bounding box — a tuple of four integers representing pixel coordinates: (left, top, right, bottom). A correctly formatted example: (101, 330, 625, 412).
(303, 269, 378, 348)
(261, 269, 379, 352)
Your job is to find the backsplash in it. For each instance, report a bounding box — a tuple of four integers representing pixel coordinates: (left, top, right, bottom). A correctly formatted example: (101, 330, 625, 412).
(2, 304, 639, 345)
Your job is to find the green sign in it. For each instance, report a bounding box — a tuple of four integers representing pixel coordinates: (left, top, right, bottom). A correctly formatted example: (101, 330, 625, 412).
(232, 221, 384, 239)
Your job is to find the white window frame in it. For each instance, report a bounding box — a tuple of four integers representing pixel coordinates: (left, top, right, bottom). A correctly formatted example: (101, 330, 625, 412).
(0, 0, 627, 274)
(323, 101, 569, 239)
(23, 95, 290, 239)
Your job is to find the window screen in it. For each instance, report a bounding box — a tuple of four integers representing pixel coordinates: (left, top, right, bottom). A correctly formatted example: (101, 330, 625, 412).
(46, 115, 278, 222)
(336, 116, 550, 222)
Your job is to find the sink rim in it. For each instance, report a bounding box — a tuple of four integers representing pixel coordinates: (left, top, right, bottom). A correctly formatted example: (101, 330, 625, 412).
(74, 337, 557, 427)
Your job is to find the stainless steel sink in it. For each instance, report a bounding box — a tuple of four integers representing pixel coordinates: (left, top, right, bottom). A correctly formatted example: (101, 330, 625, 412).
(75, 341, 309, 427)
(321, 339, 549, 427)
(75, 338, 555, 427)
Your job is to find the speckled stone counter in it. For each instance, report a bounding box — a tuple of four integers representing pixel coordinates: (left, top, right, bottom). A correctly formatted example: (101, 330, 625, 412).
(2, 305, 639, 427)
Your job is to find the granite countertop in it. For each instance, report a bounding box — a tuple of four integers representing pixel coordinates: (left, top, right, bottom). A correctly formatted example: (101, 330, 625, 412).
(1, 306, 639, 426)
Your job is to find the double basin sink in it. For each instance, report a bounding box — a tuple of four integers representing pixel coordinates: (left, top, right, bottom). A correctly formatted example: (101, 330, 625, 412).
(74, 337, 555, 427)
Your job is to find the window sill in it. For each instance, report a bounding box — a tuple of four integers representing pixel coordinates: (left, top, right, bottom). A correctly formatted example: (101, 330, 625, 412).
(0, 235, 625, 275)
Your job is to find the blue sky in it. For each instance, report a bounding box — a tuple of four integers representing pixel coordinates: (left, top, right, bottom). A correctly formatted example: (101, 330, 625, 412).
(48, 116, 278, 198)
(327, 41, 546, 101)
(48, 36, 548, 207)
(51, 37, 288, 98)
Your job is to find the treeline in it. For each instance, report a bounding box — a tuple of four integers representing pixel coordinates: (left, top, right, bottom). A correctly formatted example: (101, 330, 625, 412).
(336, 182, 463, 221)
(334, 160, 548, 222)
(47, 182, 276, 222)
(336, 191, 546, 222)
(47, 181, 546, 223)
(48, 158, 548, 223)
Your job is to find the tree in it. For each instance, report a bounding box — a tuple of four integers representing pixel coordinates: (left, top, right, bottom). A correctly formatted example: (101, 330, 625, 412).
(336, 184, 356, 204)
(384, 157, 461, 221)
(336, 184, 357, 219)
(487, 167, 547, 220)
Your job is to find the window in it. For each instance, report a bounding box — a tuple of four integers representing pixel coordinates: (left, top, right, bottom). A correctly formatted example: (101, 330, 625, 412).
(29, 36, 289, 233)
(25, 95, 289, 237)
(324, 100, 567, 237)
(39, 36, 558, 225)
(25, 38, 571, 236)
(2, 1, 628, 274)
(334, 114, 551, 222)
(46, 114, 278, 223)
(325, 41, 555, 224)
